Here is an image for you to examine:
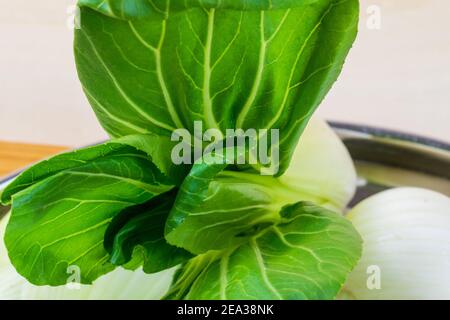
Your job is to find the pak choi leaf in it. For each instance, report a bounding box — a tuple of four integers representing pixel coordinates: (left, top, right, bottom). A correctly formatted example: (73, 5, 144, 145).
(165, 202, 362, 300)
(165, 119, 357, 254)
(78, 1, 328, 20)
(104, 190, 193, 274)
(74, 0, 359, 174)
(2, 135, 187, 285)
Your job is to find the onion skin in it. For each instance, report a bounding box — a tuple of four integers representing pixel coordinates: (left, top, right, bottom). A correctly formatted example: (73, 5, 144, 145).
(345, 187, 450, 300)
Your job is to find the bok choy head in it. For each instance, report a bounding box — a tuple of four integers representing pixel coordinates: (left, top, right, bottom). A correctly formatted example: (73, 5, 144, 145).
(0, 0, 362, 300)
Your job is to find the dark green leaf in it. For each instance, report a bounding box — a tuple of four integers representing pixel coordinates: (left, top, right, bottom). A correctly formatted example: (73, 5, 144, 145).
(78, 0, 322, 20)
(74, 0, 359, 174)
(166, 202, 362, 300)
(3, 135, 187, 285)
(1, 134, 187, 204)
(165, 150, 285, 254)
(105, 190, 193, 274)
(165, 146, 348, 255)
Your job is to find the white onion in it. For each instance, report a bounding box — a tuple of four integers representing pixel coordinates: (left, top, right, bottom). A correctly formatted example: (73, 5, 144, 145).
(345, 187, 450, 300)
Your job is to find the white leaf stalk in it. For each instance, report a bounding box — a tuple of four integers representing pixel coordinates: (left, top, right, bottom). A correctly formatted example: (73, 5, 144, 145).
(344, 188, 450, 300)
(280, 118, 357, 212)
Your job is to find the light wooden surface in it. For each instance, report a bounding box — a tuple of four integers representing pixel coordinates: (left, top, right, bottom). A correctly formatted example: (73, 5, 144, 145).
(0, 141, 68, 179)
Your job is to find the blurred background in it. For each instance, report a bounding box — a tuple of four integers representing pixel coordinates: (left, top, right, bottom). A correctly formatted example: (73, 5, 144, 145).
(0, 0, 449, 147)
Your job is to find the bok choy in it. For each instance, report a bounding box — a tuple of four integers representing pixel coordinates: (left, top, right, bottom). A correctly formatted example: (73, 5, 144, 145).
(0, 118, 360, 299)
(0, 0, 363, 300)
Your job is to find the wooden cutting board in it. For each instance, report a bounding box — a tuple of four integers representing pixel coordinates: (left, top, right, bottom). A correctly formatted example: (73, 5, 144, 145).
(0, 141, 68, 179)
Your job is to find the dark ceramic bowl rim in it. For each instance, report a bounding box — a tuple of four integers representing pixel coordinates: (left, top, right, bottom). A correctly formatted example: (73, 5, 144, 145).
(329, 121, 450, 151)
(1, 121, 449, 186)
